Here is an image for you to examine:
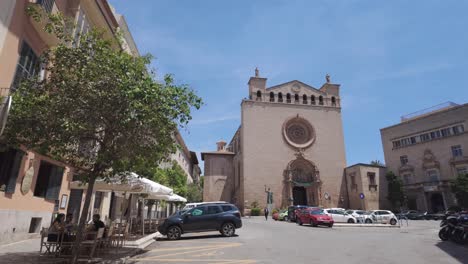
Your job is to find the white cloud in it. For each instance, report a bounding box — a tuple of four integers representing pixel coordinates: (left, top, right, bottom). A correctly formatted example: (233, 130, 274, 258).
(189, 115, 240, 125)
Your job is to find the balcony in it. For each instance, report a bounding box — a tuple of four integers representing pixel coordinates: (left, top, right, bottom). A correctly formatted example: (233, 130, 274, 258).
(37, 0, 54, 14)
(369, 184, 378, 192)
(27, 1, 60, 47)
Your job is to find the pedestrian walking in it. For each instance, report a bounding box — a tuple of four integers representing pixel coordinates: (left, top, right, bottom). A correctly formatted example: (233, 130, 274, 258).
(264, 207, 269, 221)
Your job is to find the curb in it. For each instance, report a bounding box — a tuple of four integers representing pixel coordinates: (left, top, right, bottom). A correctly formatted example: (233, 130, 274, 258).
(333, 223, 400, 228)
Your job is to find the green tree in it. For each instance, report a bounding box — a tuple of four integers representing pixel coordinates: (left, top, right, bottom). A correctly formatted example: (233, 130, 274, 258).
(386, 171, 405, 210)
(2, 29, 201, 262)
(451, 173, 468, 208)
(186, 183, 203, 202)
(370, 160, 384, 166)
(199, 175, 204, 188)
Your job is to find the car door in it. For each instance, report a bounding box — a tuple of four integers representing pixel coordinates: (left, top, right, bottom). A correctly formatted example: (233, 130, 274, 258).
(183, 206, 210, 232)
(335, 210, 347, 222)
(379, 211, 391, 223)
(205, 205, 223, 230)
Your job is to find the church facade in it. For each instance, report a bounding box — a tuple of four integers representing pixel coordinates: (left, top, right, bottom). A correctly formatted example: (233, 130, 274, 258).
(202, 70, 348, 214)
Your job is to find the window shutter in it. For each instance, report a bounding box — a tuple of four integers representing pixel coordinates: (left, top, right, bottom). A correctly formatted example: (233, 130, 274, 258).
(5, 150, 24, 194)
(45, 166, 64, 200)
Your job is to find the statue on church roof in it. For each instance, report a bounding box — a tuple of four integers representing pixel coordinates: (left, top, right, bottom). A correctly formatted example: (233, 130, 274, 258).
(326, 74, 331, 83)
(255, 67, 259, 77)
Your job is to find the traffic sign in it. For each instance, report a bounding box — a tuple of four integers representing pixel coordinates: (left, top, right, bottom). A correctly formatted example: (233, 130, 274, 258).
(359, 193, 365, 199)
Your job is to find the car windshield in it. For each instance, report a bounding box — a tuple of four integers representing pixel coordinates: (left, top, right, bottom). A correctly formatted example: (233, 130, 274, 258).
(311, 210, 325, 215)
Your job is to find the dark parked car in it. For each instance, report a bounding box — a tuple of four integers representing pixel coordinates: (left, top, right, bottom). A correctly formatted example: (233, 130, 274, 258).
(157, 203, 242, 240)
(425, 211, 445, 220)
(397, 210, 426, 220)
(287, 205, 309, 222)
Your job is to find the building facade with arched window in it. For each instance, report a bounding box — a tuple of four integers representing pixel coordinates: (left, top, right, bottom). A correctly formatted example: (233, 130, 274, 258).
(202, 70, 348, 214)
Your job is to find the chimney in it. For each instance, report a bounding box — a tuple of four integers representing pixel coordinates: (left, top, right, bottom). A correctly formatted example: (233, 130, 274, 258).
(216, 140, 227, 151)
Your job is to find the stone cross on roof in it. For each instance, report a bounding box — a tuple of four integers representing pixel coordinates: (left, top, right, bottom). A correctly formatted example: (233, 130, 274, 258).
(255, 67, 259, 77)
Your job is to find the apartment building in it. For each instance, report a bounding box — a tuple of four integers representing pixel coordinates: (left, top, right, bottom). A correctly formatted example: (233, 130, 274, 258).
(380, 102, 468, 212)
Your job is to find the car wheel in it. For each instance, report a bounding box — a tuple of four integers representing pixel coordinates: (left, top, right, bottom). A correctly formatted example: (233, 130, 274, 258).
(390, 219, 397, 225)
(166, 226, 182, 240)
(310, 220, 317, 227)
(328, 223, 333, 228)
(365, 219, 372, 224)
(284, 216, 289, 222)
(297, 219, 303, 226)
(347, 218, 355, 224)
(221, 222, 236, 237)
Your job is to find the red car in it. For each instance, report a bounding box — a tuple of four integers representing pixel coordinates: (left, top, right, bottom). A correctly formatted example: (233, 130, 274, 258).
(297, 208, 334, 227)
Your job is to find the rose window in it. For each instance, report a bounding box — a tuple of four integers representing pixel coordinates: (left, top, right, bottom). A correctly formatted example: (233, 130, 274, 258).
(283, 117, 315, 149)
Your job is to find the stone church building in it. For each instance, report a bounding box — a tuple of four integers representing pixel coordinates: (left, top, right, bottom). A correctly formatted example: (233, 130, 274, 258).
(202, 70, 350, 214)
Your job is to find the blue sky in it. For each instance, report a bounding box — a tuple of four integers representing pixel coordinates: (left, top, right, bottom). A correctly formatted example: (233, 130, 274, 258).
(110, 0, 468, 168)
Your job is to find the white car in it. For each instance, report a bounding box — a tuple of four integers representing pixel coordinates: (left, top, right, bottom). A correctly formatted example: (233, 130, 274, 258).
(345, 210, 369, 223)
(324, 208, 357, 223)
(365, 210, 398, 225)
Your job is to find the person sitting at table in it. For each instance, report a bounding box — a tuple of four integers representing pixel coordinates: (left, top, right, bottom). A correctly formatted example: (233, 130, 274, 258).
(48, 213, 65, 242)
(64, 213, 75, 232)
(86, 214, 105, 232)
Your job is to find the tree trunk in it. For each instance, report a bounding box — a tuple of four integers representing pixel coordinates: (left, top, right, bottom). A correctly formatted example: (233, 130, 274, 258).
(71, 172, 98, 264)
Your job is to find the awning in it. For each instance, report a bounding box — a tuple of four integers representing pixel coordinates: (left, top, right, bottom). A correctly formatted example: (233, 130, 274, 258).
(70, 172, 173, 196)
(149, 193, 187, 202)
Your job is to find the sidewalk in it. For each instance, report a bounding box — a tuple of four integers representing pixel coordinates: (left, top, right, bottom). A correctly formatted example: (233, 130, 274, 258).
(0, 238, 147, 264)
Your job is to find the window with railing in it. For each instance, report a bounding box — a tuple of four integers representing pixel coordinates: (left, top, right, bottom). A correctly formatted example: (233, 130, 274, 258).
(400, 155, 408, 165)
(11, 42, 40, 89)
(451, 145, 463, 157)
(368, 172, 377, 191)
(37, 0, 54, 14)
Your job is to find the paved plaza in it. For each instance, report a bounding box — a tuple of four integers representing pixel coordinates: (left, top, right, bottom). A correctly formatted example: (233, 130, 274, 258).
(129, 217, 468, 264)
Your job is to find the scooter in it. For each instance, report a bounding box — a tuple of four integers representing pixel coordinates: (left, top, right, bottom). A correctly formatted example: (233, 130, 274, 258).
(439, 214, 458, 241)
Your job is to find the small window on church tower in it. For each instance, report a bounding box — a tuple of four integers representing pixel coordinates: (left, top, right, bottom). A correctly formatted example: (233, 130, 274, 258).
(331, 96, 336, 106)
(286, 93, 291, 103)
(269, 92, 274, 102)
(311, 95, 316, 105)
(278, 92, 283, 102)
(256, 90, 262, 101)
(294, 94, 299, 103)
(302, 94, 307, 104)
(319, 96, 324, 105)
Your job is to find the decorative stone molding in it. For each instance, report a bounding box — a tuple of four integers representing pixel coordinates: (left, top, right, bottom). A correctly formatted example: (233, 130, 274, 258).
(422, 149, 440, 170)
(449, 156, 468, 166)
(399, 164, 415, 174)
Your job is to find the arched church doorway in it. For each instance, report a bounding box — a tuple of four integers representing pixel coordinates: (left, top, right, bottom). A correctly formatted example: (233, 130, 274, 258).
(293, 186, 307, 205)
(283, 157, 320, 208)
(430, 193, 445, 213)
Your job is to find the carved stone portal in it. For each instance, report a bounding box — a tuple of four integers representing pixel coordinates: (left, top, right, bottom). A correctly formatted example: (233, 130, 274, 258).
(282, 157, 321, 208)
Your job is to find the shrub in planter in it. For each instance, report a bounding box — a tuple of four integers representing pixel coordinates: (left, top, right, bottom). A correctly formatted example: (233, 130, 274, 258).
(272, 209, 279, 214)
(251, 208, 261, 216)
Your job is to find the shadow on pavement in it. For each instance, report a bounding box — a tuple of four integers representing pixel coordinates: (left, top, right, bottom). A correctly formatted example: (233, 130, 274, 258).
(435, 241, 468, 263)
(0, 247, 145, 264)
(0, 252, 66, 264)
(158, 234, 239, 241)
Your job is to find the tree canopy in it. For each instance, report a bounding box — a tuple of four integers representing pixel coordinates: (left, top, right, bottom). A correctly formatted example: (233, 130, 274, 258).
(2, 28, 201, 263)
(452, 173, 468, 208)
(386, 171, 405, 209)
